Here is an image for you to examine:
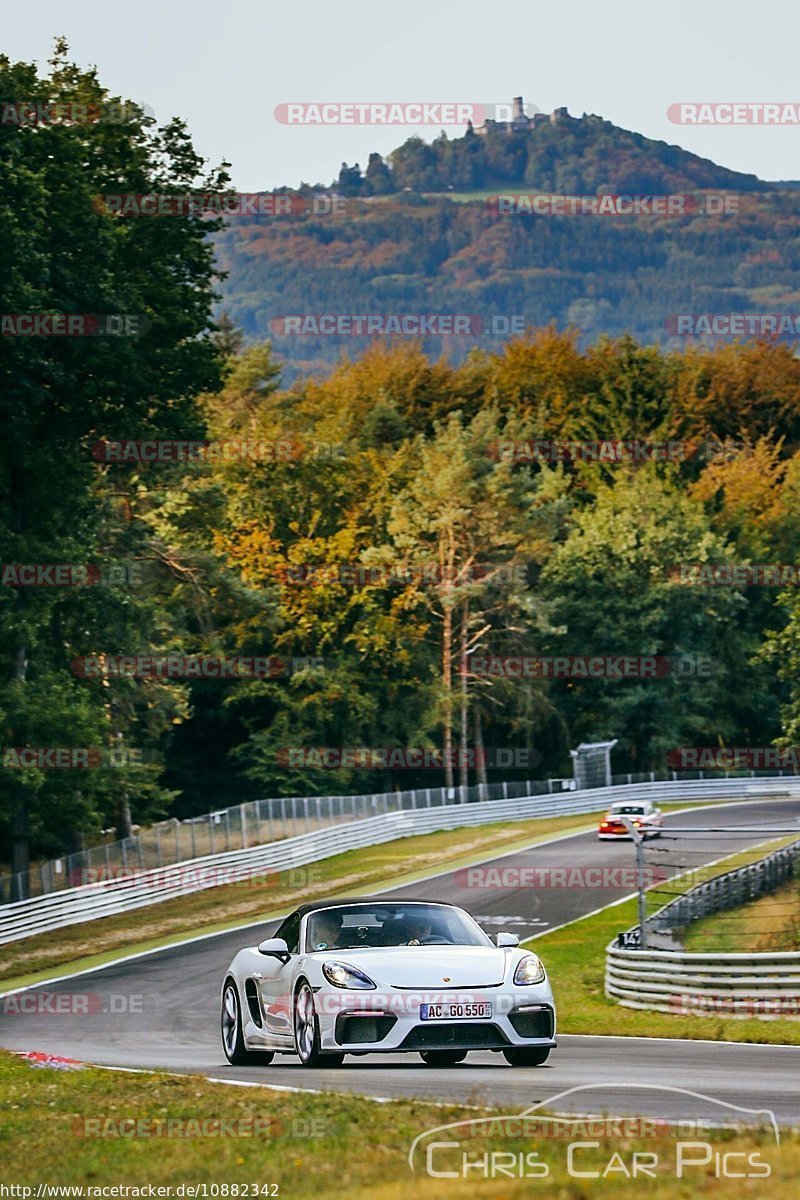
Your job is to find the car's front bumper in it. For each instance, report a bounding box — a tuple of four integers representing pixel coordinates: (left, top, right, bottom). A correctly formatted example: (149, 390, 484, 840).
(598, 827, 660, 839)
(315, 987, 557, 1053)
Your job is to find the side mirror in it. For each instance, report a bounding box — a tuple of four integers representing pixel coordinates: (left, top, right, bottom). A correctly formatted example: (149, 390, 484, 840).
(495, 932, 520, 948)
(257, 937, 291, 963)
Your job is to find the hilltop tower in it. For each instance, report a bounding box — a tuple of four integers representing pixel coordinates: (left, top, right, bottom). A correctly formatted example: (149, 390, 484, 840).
(475, 99, 568, 135)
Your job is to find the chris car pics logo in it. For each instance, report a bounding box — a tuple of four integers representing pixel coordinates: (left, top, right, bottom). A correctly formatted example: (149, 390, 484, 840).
(408, 1085, 779, 1181)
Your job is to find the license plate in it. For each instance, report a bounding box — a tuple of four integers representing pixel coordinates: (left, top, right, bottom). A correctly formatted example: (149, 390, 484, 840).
(419, 1002, 492, 1020)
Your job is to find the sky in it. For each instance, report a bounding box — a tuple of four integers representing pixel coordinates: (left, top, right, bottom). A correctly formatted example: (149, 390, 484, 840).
(4, 0, 800, 190)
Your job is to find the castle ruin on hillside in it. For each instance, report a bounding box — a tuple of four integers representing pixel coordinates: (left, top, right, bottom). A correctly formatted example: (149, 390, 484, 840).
(475, 99, 575, 135)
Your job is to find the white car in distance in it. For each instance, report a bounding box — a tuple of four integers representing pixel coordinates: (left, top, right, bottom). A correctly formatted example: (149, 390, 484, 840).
(598, 800, 664, 840)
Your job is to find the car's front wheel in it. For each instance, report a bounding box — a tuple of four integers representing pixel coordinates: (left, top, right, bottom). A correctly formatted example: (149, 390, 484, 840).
(221, 980, 274, 1066)
(419, 1050, 468, 1067)
(294, 981, 344, 1068)
(503, 1046, 551, 1067)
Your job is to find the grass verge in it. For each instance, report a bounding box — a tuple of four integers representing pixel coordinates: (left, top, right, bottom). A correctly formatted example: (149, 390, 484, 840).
(1, 1050, 798, 1197)
(683, 869, 800, 953)
(526, 836, 800, 1044)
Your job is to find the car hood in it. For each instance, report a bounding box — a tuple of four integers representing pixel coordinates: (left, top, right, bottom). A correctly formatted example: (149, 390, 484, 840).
(317, 945, 512, 988)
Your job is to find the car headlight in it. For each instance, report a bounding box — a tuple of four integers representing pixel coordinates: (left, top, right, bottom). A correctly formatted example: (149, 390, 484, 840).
(322, 961, 376, 990)
(513, 953, 546, 985)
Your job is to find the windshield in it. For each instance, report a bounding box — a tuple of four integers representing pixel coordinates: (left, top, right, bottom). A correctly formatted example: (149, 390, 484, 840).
(608, 805, 647, 815)
(305, 903, 492, 951)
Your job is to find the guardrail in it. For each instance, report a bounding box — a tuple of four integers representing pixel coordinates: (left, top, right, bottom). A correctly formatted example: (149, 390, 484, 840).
(606, 838, 800, 1016)
(3, 775, 800, 947)
(5, 765, 794, 903)
(605, 945, 800, 1016)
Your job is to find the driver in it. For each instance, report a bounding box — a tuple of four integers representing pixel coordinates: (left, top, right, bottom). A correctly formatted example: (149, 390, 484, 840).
(404, 914, 433, 946)
(312, 911, 343, 950)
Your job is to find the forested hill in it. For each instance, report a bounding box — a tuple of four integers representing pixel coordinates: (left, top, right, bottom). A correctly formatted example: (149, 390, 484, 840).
(213, 109, 800, 382)
(334, 109, 766, 195)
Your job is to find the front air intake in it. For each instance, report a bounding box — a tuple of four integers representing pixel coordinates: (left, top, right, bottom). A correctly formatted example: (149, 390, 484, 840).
(335, 1013, 397, 1044)
(508, 1005, 554, 1039)
(244, 979, 263, 1027)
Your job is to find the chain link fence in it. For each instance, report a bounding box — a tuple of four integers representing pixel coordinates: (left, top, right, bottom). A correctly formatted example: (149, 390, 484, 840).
(646, 839, 800, 939)
(2, 775, 580, 902)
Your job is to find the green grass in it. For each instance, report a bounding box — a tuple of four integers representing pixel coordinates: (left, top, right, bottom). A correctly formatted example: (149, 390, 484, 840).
(420, 189, 499, 202)
(1, 1050, 797, 1197)
(526, 836, 800, 1044)
(683, 871, 800, 953)
(364, 189, 496, 203)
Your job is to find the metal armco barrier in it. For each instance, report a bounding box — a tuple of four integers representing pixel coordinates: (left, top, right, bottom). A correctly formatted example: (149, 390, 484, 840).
(606, 945, 800, 1016)
(2, 776, 799, 946)
(607, 837, 800, 1016)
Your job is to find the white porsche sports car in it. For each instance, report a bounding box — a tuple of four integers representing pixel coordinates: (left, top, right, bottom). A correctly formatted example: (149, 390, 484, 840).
(221, 898, 556, 1068)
